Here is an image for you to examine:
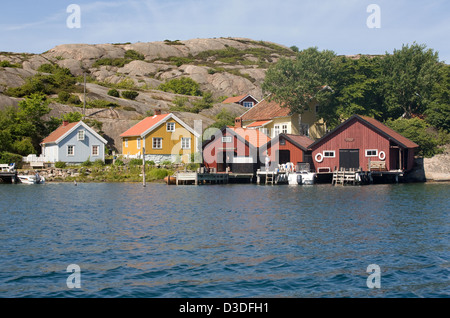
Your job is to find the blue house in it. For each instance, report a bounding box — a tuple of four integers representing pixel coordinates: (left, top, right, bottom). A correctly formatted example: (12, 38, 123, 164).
(41, 121, 108, 164)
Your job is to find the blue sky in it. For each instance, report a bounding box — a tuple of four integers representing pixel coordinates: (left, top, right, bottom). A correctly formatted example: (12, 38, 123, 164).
(1, 0, 449, 63)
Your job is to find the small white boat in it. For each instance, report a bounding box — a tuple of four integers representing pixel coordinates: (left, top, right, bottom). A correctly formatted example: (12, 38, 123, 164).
(18, 174, 45, 184)
(288, 171, 316, 185)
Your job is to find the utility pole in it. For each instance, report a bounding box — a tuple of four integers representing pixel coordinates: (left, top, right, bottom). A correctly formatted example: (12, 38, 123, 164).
(142, 147, 146, 187)
(83, 72, 86, 119)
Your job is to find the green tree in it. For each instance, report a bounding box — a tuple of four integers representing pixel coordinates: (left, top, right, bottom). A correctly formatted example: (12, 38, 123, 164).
(380, 43, 441, 119)
(386, 118, 445, 157)
(425, 64, 450, 131)
(262, 47, 336, 117)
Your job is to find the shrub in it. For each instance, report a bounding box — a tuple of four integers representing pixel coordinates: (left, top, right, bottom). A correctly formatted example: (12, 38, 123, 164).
(129, 158, 143, 166)
(87, 99, 119, 109)
(82, 158, 93, 167)
(55, 161, 67, 168)
(124, 50, 145, 61)
(0, 152, 23, 168)
(158, 77, 202, 96)
(93, 159, 104, 167)
(114, 159, 124, 166)
(107, 89, 120, 97)
(68, 94, 81, 105)
(121, 90, 139, 100)
(58, 91, 71, 103)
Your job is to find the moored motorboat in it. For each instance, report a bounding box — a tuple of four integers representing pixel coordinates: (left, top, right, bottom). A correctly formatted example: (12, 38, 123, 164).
(288, 171, 316, 185)
(18, 173, 45, 184)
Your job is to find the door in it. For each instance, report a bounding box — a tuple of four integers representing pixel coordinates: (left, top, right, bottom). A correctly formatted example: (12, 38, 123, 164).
(339, 149, 359, 170)
(276, 150, 291, 165)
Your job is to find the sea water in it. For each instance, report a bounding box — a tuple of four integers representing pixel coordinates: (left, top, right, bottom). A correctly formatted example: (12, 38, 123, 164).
(0, 182, 448, 298)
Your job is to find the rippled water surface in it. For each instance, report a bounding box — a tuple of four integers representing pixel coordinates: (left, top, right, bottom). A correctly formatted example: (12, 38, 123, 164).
(0, 182, 448, 298)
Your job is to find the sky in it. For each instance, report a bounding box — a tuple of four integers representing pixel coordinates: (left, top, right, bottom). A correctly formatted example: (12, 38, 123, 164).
(0, 0, 449, 63)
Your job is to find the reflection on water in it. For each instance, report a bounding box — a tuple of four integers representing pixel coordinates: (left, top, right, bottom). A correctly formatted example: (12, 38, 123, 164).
(0, 182, 448, 297)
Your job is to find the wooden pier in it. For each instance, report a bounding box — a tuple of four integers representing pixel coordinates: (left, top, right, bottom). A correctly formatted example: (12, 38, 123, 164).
(256, 170, 288, 185)
(332, 169, 359, 186)
(174, 172, 229, 185)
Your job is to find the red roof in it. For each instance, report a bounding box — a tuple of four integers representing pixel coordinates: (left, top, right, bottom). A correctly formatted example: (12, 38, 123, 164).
(284, 134, 314, 150)
(223, 95, 247, 104)
(246, 120, 272, 128)
(241, 98, 291, 121)
(229, 127, 271, 147)
(42, 121, 79, 144)
(359, 116, 419, 149)
(120, 114, 171, 137)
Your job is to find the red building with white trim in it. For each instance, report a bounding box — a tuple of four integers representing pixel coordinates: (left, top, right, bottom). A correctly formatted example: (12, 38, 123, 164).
(308, 115, 419, 173)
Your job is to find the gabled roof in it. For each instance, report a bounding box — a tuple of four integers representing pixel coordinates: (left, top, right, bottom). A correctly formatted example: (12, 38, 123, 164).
(229, 127, 271, 148)
(246, 120, 273, 128)
(222, 94, 258, 105)
(202, 126, 271, 149)
(262, 133, 314, 152)
(120, 113, 200, 138)
(240, 98, 292, 122)
(41, 121, 108, 145)
(309, 115, 419, 149)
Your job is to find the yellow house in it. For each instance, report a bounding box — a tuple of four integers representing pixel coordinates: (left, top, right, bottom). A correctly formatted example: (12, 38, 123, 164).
(120, 111, 200, 163)
(237, 98, 327, 140)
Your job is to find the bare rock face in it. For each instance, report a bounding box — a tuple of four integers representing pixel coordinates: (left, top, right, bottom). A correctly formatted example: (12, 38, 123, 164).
(424, 145, 450, 181)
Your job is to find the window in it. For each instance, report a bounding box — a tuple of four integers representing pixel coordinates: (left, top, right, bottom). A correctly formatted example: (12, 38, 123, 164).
(280, 138, 286, 146)
(315, 105, 320, 114)
(181, 138, 191, 150)
(300, 123, 310, 137)
(222, 136, 232, 143)
(92, 145, 100, 156)
(77, 130, 85, 141)
(260, 128, 269, 136)
(137, 138, 141, 149)
(67, 145, 75, 156)
(282, 124, 288, 134)
(243, 102, 254, 108)
(166, 122, 175, 132)
(153, 138, 162, 149)
(323, 151, 335, 158)
(124, 138, 128, 148)
(366, 149, 378, 157)
(274, 125, 280, 137)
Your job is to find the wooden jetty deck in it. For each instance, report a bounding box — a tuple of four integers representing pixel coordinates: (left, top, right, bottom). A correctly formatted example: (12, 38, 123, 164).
(0, 172, 18, 183)
(173, 172, 229, 185)
(256, 170, 288, 185)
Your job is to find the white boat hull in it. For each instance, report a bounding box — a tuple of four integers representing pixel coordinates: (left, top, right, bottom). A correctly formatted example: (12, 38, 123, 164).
(18, 175, 45, 184)
(288, 172, 315, 185)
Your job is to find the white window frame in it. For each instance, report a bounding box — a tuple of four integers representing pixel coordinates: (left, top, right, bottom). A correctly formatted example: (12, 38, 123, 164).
(273, 125, 280, 137)
(222, 136, 232, 143)
(137, 138, 141, 150)
(181, 138, 191, 150)
(153, 138, 162, 149)
(67, 145, 75, 157)
(124, 138, 128, 148)
(365, 149, 378, 157)
(77, 130, 85, 141)
(166, 122, 175, 132)
(323, 150, 335, 158)
(243, 102, 254, 108)
(282, 124, 288, 134)
(92, 145, 100, 157)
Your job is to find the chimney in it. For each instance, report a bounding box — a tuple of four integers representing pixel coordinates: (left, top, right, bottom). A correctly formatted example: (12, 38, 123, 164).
(155, 109, 162, 116)
(235, 117, 242, 128)
(63, 121, 69, 127)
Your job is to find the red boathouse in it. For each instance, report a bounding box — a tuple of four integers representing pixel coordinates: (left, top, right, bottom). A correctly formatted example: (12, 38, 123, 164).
(308, 115, 419, 173)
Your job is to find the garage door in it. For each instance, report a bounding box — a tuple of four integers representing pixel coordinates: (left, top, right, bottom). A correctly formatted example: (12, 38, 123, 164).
(339, 149, 360, 170)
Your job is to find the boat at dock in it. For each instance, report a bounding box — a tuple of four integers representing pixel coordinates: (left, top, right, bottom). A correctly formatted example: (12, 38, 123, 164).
(18, 173, 45, 184)
(288, 170, 316, 185)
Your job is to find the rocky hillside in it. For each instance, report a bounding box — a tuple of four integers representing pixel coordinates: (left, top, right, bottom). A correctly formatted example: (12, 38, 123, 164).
(0, 37, 296, 152)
